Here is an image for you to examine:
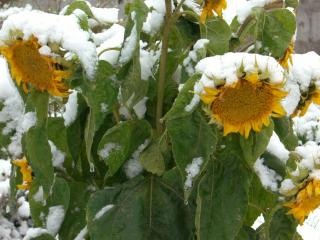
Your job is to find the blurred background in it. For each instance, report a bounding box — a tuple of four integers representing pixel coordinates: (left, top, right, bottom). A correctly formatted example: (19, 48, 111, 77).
(0, 0, 318, 53)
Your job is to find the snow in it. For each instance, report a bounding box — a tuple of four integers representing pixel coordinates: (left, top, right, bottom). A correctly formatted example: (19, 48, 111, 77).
(100, 103, 109, 113)
(266, 132, 290, 164)
(142, 0, 166, 36)
(0, 4, 32, 20)
(94, 204, 114, 220)
(63, 91, 78, 127)
(310, 170, 320, 180)
(48, 140, 66, 170)
(17, 197, 30, 218)
(124, 139, 150, 178)
(223, 0, 277, 24)
(295, 141, 320, 171)
(98, 143, 121, 159)
(90, 7, 119, 24)
(185, 82, 202, 112)
(21, 112, 36, 133)
(74, 226, 88, 240)
(119, 12, 138, 64)
(46, 205, 65, 236)
(283, 52, 320, 116)
(183, 39, 209, 77)
(181, 0, 201, 15)
(195, 53, 285, 93)
(293, 104, 320, 142)
(184, 157, 203, 190)
(254, 158, 282, 192)
(23, 228, 49, 240)
(33, 186, 45, 204)
(96, 24, 125, 65)
(279, 179, 296, 195)
(133, 97, 148, 119)
(140, 41, 160, 80)
(0, 10, 98, 78)
(0, 216, 21, 240)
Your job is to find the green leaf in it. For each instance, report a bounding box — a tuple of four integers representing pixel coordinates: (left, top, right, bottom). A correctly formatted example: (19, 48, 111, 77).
(31, 233, 55, 240)
(261, 151, 286, 178)
(240, 121, 274, 165)
(200, 17, 232, 55)
(196, 138, 252, 240)
(23, 91, 53, 195)
(65, 0, 94, 17)
(285, 0, 299, 8)
(59, 182, 93, 240)
(87, 176, 193, 240)
(139, 140, 166, 176)
(244, 175, 277, 226)
(273, 117, 298, 151)
(262, 9, 296, 58)
(167, 110, 217, 199)
(97, 119, 152, 176)
(165, 74, 201, 120)
(266, 207, 299, 240)
(29, 177, 70, 232)
(81, 61, 118, 164)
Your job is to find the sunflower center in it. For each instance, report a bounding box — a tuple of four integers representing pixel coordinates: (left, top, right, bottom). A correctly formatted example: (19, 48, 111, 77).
(11, 42, 52, 89)
(211, 80, 273, 125)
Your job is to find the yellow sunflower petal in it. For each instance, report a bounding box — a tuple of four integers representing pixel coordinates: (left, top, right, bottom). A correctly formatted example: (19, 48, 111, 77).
(200, 0, 227, 23)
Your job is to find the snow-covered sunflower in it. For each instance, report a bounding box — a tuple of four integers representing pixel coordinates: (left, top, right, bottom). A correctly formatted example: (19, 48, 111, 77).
(285, 178, 320, 224)
(200, 0, 227, 23)
(195, 53, 287, 138)
(0, 36, 70, 96)
(0, 10, 98, 95)
(12, 157, 32, 190)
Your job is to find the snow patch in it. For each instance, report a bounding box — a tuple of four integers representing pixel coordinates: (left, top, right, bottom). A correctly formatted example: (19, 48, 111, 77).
(63, 91, 78, 127)
(184, 157, 203, 190)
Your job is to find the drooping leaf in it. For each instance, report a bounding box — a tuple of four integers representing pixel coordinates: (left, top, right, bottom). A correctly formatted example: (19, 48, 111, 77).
(273, 117, 298, 151)
(87, 176, 193, 240)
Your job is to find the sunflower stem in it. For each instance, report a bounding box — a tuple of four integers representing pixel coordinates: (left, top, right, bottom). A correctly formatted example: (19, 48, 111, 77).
(156, 0, 173, 134)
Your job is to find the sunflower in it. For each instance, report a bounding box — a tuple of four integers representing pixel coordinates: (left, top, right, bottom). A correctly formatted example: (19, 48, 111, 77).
(285, 179, 320, 224)
(200, 0, 227, 23)
(12, 157, 33, 190)
(0, 36, 70, 97)
(292, 85, 320, 117)
(200, 73, 287, 138)
(279, 43, 294, 69)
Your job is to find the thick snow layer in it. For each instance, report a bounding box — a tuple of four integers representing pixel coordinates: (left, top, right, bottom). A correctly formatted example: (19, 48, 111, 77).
(266, 132, 290, 163)
(283, 52, 320, 115)
(142, 0, 166, 36)
(0, 179, 10, 199)
(124, 139, 150, 178)
(184, 157, 203, 189)
(195, 53, 285, 90)
(0, 159, 11, 181)
(90, 7, 119, 24)
(295, 141, 320, 171)
(96, 24, 125, 65)
(223, 0, 277, 24)
(46, 205, 65, 236)
(0, 4, 32, 20)
(63, 91, 78, 127)
(48, 141, 66, 170)
(0, 216, 21, 240)
(17, 197, 30, 218)
(94, 204, 114, 220)
(254, 158, 282, 192)
(0, 10, 97, 78)
(293, 104, 320, 142)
